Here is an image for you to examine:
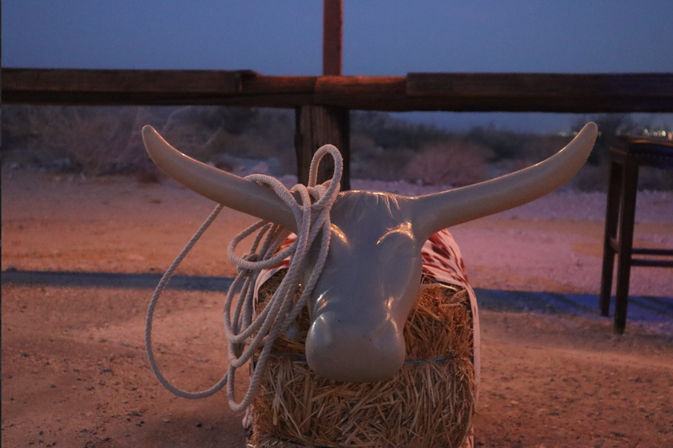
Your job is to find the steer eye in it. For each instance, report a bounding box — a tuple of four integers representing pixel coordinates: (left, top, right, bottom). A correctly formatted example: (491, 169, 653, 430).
(374, 228, 418, 267)
(376, 222, 414, 247)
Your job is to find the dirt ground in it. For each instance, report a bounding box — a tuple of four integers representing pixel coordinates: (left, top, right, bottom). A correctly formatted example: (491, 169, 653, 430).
(2, 168, 673, 447)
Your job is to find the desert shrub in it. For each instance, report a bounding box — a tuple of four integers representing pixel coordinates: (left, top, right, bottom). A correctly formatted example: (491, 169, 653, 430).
(159, 106, 294, 174)
(3, 105, 670, 191)
(159, 105, 259, 136)
(2, 105, 295, 176)
(350, 131, 420, 181)
(352, 111, 451, 151)
(350, 133, 380, 178)
(244, 109, 295, 174)
(487, 158, 533, 178)
(567, 163, 610, 192)
(639, 166, 673, 190)
(405, 140, 490, 187)
(350, 113, 465, 181)
(363, 149, 416, 181)
(2, 105, 151, 175)
(520, 134, 573, 163)
(464, 127, 529, 161)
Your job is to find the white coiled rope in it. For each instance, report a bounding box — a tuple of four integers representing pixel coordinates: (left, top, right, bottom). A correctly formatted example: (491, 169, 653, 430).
(145, 145, 343, 412)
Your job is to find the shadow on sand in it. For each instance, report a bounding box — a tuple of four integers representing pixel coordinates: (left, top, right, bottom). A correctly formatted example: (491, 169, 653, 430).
(3, 269, 672, 326)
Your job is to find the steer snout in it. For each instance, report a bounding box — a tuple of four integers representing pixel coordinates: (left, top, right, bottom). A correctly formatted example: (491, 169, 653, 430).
(305, 311, 406, 382)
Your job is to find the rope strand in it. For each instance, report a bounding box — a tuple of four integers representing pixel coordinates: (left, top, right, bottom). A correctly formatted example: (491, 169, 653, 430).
(145, 145, 343, 412)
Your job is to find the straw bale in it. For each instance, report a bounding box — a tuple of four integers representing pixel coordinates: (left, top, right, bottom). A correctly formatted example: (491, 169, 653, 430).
(247, 273, 476, 448)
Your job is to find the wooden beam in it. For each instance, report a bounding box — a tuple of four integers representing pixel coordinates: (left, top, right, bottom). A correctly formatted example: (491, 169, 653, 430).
(3, 68, 673, 112)
(2, 68, 255, 105)
(406, 73, 673, 113)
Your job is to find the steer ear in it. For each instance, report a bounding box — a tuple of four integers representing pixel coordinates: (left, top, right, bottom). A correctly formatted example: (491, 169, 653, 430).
(414, 122, 598, 238)
(142, 125, 296, 230)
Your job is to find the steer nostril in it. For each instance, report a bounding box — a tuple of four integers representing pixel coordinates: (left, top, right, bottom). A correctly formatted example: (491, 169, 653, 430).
(305, 315, 405, 382)
(306, 314, 334, 350)
(371, 319, 402, 351)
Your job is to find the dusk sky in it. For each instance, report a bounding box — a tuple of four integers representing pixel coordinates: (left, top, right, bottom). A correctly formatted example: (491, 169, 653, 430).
(3, 1, 672, 131)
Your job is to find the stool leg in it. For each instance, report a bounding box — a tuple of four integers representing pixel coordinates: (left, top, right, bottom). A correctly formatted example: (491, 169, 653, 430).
(600, 160, 622, 316)
(614, 155, 638, 334)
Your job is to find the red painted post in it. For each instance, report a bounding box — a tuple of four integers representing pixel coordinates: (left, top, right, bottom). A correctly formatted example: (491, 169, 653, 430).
(323, 0, 343, 75)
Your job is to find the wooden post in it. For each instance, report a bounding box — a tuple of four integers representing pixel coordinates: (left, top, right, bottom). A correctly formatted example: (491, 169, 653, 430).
(323, 0, 343, 76)
(294, 0, 350, 189)
(295, 105, 350, 190)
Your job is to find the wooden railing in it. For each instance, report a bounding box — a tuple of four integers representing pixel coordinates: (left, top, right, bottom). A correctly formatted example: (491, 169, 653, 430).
(3, 68, 673, 187)
(4, 69, 673, 112)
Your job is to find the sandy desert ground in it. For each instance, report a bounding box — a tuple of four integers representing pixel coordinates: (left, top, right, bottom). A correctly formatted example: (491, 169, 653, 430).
(2, 168, 673, 447)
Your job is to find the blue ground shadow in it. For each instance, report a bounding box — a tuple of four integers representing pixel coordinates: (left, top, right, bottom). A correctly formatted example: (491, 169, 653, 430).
(3, 269, 671, 326)
(474, 287, 673, 324)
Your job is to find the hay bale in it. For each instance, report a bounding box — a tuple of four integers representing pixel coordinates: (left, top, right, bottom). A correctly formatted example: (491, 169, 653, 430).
(247, 273, 477, 448)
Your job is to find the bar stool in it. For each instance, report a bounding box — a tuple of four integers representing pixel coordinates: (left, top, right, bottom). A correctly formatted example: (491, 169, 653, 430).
(599, 136, 673, 334)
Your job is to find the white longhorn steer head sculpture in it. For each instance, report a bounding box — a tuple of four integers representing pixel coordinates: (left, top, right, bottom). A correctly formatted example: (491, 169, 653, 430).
(142, 122, 597, 383)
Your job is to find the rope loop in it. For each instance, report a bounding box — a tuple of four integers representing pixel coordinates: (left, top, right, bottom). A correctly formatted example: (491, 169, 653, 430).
(145, 145, 343, 412)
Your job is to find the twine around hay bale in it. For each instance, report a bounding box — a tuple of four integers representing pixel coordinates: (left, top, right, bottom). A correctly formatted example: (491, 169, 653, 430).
(246, 272, 476, 448)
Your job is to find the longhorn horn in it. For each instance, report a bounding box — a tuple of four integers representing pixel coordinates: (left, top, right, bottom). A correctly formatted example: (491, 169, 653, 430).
(414, 122, 598, 238)
(141, 125, 296, 230)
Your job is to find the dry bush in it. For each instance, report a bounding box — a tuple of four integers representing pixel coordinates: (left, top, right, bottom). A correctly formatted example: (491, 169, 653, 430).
(355, 150, 416, 182)
(159, 107, 294, 175)
(463, 127, 529, 161)
(349, 133, 379, 179)
(4, 105, 669, 192)
(2, 105, 295, 177)
(405, 140, 491, 187)
(520, 134, 573, 162)
(567, 163, 610, 192)
(3, 105, 153, 175)
(639, 166, 673, 190)
(350, 133, 417, 181)
(351, 111, 451, 151)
